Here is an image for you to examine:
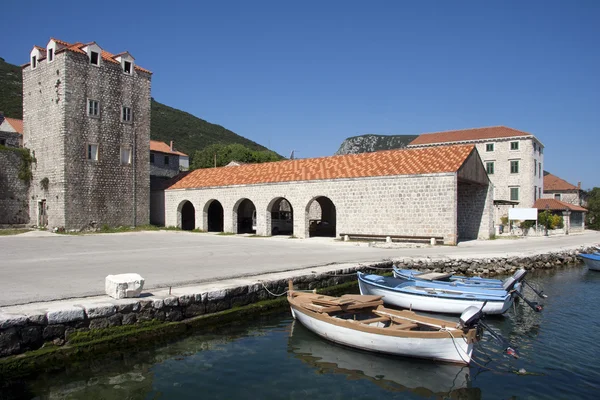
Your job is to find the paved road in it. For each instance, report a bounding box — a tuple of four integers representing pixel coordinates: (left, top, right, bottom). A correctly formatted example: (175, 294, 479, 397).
(1, 230, 599, 306)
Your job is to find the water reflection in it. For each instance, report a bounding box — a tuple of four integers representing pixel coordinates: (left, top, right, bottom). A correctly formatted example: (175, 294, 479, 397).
(288, 321, 481, 399)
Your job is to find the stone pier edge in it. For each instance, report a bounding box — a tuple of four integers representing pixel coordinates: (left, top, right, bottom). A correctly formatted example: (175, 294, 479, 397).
(0, 245, 596, 373)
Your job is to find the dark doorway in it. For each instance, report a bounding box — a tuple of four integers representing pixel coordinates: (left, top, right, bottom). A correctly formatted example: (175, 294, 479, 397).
(307, 196, 337, 237)
(180, 201, 195, 231)
(269, 198, 294, 235)
(236, 199, 256, 234)
(207, 200, 224, 232)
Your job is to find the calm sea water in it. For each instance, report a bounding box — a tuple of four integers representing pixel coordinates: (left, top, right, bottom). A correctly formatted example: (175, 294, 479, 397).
(2, 266, 600, 400)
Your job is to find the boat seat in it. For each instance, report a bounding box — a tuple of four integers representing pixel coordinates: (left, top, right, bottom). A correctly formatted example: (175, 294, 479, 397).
(391, 322, 419, 330)
(355, 316, 389, 325)
(414, 272, 453, 281)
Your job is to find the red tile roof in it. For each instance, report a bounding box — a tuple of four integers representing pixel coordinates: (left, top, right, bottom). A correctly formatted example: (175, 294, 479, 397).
(150, 140, 188, 156)
(533, 199, 587, 212)
(1, 118, 23, 135)
(543, 172, 578, 191)
(409, 126, 532, 146)
(168, 144, 475, 190)
(24, 38, 152, 74)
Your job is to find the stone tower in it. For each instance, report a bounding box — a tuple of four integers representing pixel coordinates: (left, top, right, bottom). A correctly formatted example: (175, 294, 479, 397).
(23, 39, 152, 229)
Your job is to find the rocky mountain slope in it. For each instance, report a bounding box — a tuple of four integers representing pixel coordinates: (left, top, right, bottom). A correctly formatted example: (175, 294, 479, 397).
(335, 134, 419, 155)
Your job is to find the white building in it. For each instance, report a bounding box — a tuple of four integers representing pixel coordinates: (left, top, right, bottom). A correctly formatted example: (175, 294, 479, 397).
(407, 126, 544, 224)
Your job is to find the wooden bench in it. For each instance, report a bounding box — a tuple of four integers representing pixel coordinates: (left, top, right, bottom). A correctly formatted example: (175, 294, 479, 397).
(339, 233, 444, 245)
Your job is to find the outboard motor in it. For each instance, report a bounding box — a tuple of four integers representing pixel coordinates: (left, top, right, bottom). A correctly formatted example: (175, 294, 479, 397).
(503, 270, 545, 312)
(458, 302, 519, 359)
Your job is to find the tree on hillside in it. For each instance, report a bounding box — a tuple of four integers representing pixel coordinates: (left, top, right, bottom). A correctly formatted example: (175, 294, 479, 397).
(585, 187, 600, 230)
(190, 143, 282, 169)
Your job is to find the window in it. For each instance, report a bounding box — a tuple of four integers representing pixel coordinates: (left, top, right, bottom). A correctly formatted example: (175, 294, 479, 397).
(150, 153, 155, 164)
(538, 162, 541, 178)
(534, 161, 537, 176)
(510, 141, 519, 150)
(510, 187, 519, 201)
(539, 187, 541, 199)
(534, 186, 537, 201)
(31, 56, 37, 69)
(510, 160, 519, 174)
(554, 194, 561, 201)
(87, 144, 98, 161)
(533, 142, 536, 152)
(486, 143, 494, 152)
(0, 139, 6, 146)
(87, 99, 99, 116)
(90, 51, 100, 66)
(486, 161, 494, 174)
(123, 61, 132, 74)
(164, 155, 169, 165)
(120, 147, 131, 164)
(48, 48, 54, 62)
(122, 106, 132, 122)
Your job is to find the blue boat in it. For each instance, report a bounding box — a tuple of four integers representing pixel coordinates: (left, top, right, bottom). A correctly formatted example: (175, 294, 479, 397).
(357, 272, 516, 315)
(392, 266, 526, 290)
(580, 253, 600, 271)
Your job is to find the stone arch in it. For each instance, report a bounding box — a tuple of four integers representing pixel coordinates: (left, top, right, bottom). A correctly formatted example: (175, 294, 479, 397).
(204, 199, 224, 232)
(306, 196, 337, 238)
(267, 197, 294, 236)
(177, 200, 195, 231)
(233, 198, 256, 234)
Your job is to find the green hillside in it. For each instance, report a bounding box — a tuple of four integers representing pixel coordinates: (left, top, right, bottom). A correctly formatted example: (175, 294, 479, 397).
(0, 58, 23, 119)
(0, 57, 281, 163)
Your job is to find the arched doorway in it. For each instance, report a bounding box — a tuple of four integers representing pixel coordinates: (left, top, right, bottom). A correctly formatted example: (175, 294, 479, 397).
(206, 200, 224, 232)
(235, 198, 256, 234)
(307, 196, 337, 237)
(268, 197, 294, 235)
(178, 200, 195, 231)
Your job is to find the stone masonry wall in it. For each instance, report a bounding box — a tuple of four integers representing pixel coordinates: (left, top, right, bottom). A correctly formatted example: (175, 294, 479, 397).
(0, 131, 21, 148)
(23, 54, 68, 227)
(150, 152, 180, 178)
(0, 149, 30, 224)
(542, 192, 581, 206)
(165, 173, 463, 244)
(0, 247, 594, 358)
(457, 182, 493, 241)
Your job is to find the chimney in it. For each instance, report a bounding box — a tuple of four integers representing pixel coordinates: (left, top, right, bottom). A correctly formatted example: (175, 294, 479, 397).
(170, 140, 174, 151)
(577, 182, 581, 190)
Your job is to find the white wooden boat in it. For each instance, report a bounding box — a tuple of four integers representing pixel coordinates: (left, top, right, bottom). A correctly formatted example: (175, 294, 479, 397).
(393, 267, 526, 291)
(358, 272, 514, 315)
(580, 253, 600, 271)
(287, 282, 479, 365)
(288, 320, 472, 395)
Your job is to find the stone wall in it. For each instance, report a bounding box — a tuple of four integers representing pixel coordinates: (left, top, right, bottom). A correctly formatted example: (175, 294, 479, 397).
(0, 149, 30, 225)
(1, 247, 595, 358)
(24, 48, 151, 230)
(457, 181, 493, 241)
(0, 131, 21, 148)
(542, 192, 581, 206)
(150, 152, 180, 178)
(166, 173, 464, 244)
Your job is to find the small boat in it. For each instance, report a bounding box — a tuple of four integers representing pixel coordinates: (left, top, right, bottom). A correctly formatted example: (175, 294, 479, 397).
(393, 266, 526, 290)
(288, 320, 473, 395)
(287, 281, 480, 364)
(580, 253, 600, 271)
(358, 272, 515, 315)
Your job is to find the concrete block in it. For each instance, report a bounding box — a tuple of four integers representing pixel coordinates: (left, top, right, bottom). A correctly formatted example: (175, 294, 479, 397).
(105, 273, 145, 299)
(0, 313, 28, 329)
(47, 306, 85, 324)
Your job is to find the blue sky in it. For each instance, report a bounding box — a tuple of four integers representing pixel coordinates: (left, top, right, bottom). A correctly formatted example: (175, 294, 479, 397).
(2, 0, 599, 188)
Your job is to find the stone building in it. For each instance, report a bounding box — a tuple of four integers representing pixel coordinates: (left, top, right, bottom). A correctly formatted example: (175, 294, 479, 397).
(533, 198, 587, 233)
(23, 38, 152, 229)
(0, 115, 23, 148)
(150, 140, 188, 179)
(164, 144, 494, 244)
(407, 126, 544, 224)
(542, 171, 586, 207)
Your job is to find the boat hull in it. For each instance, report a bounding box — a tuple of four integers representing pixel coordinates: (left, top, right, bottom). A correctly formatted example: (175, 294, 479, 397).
(359, 276, 512, 315)
(290, 306, 473, 364)
(581, 254, 600, 271)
